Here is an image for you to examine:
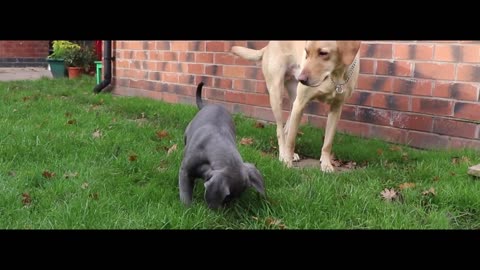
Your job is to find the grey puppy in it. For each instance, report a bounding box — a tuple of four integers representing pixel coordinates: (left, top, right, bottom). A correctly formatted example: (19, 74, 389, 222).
(179, 82, 265, 209)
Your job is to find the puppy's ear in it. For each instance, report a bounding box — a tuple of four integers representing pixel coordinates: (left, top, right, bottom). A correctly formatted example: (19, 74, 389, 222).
(204, 175, 230, 209)
(337, 41, 361, 66)
(244, 163, 265, 195)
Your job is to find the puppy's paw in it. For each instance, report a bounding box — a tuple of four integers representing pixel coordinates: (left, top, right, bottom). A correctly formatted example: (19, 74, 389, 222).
(293, 153, 300, 162)
(179, 192, 193, 206)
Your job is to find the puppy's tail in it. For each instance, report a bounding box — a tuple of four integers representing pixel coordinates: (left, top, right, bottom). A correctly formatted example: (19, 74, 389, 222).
(231, 46, 265, 61)
(196, 81, 204, 110)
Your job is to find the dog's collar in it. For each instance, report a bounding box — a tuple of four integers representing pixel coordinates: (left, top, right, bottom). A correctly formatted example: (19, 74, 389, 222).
(330, 58, 358, 94)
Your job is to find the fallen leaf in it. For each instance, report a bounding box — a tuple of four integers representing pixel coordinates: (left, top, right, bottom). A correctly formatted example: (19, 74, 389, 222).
(167, 144, 178, 155)
(240, 137, 254, 145)
(331, 159, 342, 167)
(451, 156, 468, 164)
(399, 182, 416, 190)
(23, 96, 31, 102)
(67, 119, 77, 125)
(156, 130, 169, 139)
(89, 192, 99, 200)
(254, 122, 265, 128)
(344, 161, 357, 169)
(42, 170, 55, 179)
(81, 182, 89, 189)
(422, 187, 436, 196)
(92, 129, 102, 139)
(129, 154, 138, 161)
(63, 172, 78, 179)
(380, 188, 398, 202)
(432, 176, 440, 182)
(377, 149, 384, 155)
(111, 118, 117, 123)
(260, 151, 272, 157)
(401, 152, 409, 161)
(390, 145, 402, 151)
(450, 172, 456, 176)
(22, 193, 32, 206)
(265, 217, 287, 229)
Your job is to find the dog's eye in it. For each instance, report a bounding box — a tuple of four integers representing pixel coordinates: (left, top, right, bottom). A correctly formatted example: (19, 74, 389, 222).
(318, 49, 329, 56)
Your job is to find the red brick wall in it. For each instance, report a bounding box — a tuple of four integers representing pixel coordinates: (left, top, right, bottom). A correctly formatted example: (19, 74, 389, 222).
(111, 41, 480, 150)
(0, 40, 50, 67)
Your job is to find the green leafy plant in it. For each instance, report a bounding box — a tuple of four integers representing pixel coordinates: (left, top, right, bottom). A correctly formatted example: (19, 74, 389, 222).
(64, 46, 97, 70)
(47, 40, 80, 60)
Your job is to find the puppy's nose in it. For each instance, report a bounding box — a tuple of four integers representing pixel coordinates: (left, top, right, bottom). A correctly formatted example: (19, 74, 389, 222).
(298, 73, 309, 85)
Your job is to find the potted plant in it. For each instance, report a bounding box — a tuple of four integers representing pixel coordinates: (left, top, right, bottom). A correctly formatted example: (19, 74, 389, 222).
(47, 40, 80, 78)
(63, 46, 96, 79)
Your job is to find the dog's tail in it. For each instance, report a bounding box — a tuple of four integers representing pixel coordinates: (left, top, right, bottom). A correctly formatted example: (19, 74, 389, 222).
(231, 46, 265, 61)
(196, 81, 204, 110)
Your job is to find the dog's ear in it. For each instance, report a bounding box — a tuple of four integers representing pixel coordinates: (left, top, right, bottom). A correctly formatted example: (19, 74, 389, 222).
(337, 41, 361, 66)
(244, 163, 265, 195)
(204, 175, 230, 209)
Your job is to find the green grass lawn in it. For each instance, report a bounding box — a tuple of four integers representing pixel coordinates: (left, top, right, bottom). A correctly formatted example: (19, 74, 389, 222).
(1, 76, 479, 229)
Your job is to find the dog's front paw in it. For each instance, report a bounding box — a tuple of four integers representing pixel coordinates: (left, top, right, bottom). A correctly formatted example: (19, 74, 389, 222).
(293, 153, 300, 162)
(279, 154, 293, 168)
(320, 162, 335, 173)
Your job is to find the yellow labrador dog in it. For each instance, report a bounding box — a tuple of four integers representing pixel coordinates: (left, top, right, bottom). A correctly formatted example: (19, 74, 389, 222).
(231, 41, 361, 172)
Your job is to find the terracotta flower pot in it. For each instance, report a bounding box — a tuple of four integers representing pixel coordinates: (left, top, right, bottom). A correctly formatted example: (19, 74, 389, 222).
(68, 67, 83, 79)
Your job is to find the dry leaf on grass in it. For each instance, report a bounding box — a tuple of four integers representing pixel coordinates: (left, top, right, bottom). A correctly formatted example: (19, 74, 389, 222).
(377, 149, 384, 155)
(398, 182, 416, 190)
(67, 119, 77, 125)
(156, 130, 169, 139)
(331, 159, 342, 167)
(265, 217, 287, 229)
(92, 129, 102, 139)
(22, 192, 32, 206)
(129, 154, 138, 162)
(42, 170, 55, 179)
(63, 172, 78, 179)
(380, 188, 398, 202)
(81, 182, 89, 189)
(422, 187, 436, 196)
(240, 137, 254, 145)
(452, 156, 470, 165)
(343, 161, 357, 169)
(390, 145, 402, 151)
(89, 192, 99, 200)
(254, 122, 265, 128)
(432, 176, 440, 182)
(167, 144, 178, 155)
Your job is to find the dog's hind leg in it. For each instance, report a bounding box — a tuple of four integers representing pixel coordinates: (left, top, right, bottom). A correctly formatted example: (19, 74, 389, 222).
(179, 167, 195, 206)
